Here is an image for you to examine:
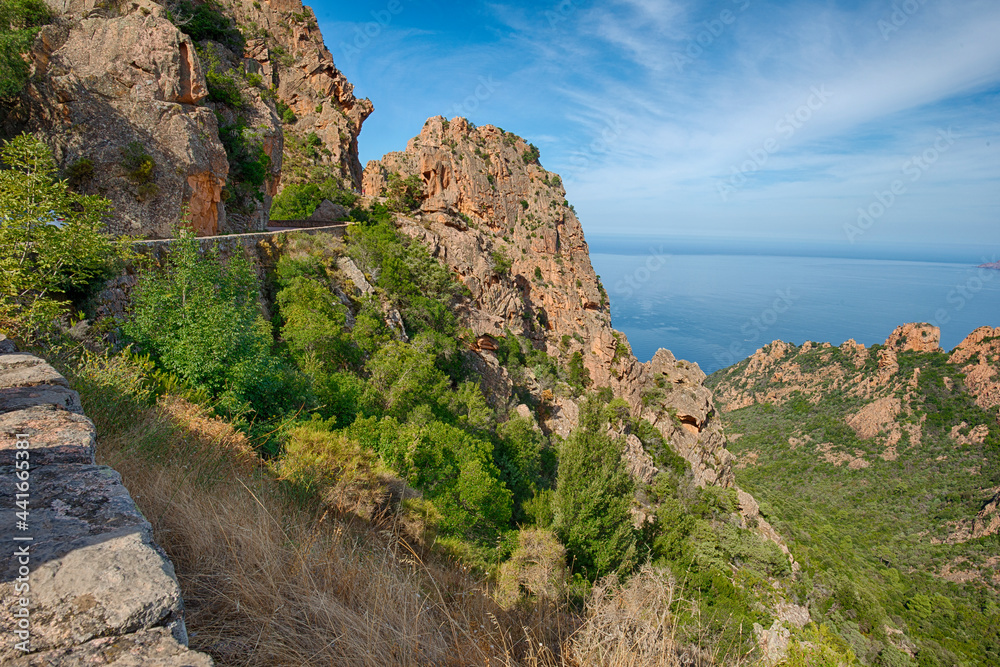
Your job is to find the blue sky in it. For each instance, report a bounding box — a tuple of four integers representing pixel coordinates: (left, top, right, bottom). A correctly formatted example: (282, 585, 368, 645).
(312, 0, 1000, 251)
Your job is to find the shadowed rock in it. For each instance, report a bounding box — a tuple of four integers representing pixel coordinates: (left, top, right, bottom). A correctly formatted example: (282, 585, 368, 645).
(0, 405, 95, 466)
(0, 464, 187, 661)
(6, 626, 213, 666)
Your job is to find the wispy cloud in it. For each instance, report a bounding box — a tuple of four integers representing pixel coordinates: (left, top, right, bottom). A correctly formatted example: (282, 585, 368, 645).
(319, 0, 1000, 246)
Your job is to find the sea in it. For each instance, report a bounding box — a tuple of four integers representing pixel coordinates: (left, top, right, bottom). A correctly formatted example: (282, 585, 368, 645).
(588, 235, 1000, 375)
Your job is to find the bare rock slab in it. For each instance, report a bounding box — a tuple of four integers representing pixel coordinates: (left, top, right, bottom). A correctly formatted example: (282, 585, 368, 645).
(7, 626, 213, 666)
(0, 405, 96, 466)
(0, 384, 84, 415)
(0, 465, 185, 662)
(0, 355, 69, 390)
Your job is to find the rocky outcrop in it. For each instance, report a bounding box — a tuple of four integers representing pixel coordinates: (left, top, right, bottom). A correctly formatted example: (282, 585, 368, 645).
(885, 323, 941, 353)
(363, 117, 733, 487)
(14, 0, 370, 237)
(949, 326, 1000, 414)
(972, 490, 1000, 539)
(0, 346, 212, 664)
(231, 1, 373, 189)
(712, 324, 953, 412)
(24, 8, 229, 238)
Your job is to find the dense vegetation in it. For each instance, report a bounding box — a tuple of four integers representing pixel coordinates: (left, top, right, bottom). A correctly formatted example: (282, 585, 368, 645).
(0, 0, 51, 103)
(2, 134, 862, 665)
(709, 344, 1000, 666)
(0, 134, 129, 335)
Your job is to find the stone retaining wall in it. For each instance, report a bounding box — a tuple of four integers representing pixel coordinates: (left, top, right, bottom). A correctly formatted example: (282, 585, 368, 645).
(0, 341, 213, 665)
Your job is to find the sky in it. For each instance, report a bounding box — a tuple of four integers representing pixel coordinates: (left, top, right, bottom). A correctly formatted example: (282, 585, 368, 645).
(311, 0, 1000, 253)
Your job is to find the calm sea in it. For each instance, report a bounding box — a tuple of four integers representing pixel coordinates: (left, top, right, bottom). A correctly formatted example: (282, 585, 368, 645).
(588, 236, 1000, 375)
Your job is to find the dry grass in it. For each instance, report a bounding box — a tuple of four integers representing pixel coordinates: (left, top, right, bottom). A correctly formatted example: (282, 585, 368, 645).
(62, 349, 762, 667)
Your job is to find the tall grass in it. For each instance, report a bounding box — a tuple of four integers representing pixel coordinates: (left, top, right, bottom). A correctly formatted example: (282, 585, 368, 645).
(58, 347, 766, 666)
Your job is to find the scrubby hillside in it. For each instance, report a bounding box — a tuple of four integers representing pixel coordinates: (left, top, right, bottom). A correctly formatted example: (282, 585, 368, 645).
(361, 116, 735, 490)
(708, 324, 1000, 666)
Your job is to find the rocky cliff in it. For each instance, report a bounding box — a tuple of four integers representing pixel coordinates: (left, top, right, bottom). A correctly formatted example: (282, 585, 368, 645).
(0, 341, 212, 665)
(363, 117, 734, 488)
(8, 0, 370, 237)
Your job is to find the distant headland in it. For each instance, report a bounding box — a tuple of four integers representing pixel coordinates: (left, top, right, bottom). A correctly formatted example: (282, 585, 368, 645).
(979, 261, 1000, 270)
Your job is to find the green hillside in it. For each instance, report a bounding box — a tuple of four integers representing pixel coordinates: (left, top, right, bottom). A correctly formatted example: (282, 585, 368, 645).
(708, 332, 1000, 666)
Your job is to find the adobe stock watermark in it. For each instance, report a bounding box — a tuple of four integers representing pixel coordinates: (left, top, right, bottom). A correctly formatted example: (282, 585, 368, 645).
(713, 288, 796, 368)
(673, 0, 752, 73)
(929, 257, 997, 328)
(445, 76, 502, 119)
(338, 0, 412, 62)
(613, 245, 669, 298)
(878, 0, 931, 40)
(717, 85, 833, 201)
(844, 128, 957, 244)
(569, 115, 625, 170)
(11, 432, 33, 653)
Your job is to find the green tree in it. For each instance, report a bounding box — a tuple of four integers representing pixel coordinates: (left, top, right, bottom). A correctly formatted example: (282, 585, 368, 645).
(276, 273, 354, 370)
(362, 333, 451, 421)
(385, 172, 424, 212)
(0, 0, 51, 102)
(0, 134, 126, 337)
(122, 230, 301, 420)
(553, 397, 638, 579)
(270, 183, 322, 220)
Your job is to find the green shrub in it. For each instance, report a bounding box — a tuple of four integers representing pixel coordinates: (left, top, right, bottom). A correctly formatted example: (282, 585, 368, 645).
(384, 172, 423, 212)
(172, 0, 243, 52)
(120, 141, 155, 184)
(64, 157, 94, 186)
(567, 351, 591, 393)
(0, 0, 51, 101)
(217, 116, 271, 212)
(122, 230, 302, 423)
(553, 395, 638, 579)
(522, 144, 540, 164)
(270, 180, 358, 220)
(490, 249, 512, 275)
(281, 106, 297, 124)
(0, 134, 124, 337)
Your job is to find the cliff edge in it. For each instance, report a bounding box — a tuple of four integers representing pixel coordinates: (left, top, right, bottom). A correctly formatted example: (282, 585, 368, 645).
(0, 340, 212, 665)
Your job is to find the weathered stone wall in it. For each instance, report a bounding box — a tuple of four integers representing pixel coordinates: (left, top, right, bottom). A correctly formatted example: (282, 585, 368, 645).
(0, 340, 213, 665)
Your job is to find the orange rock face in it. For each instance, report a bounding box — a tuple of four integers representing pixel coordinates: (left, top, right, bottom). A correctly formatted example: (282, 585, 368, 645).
(364, 117, 735, 488)
(230, 1, 373, 189)
(885, 323, 941, 352)
(25, 11, 230, 238)
(949, 326, 1000, 413)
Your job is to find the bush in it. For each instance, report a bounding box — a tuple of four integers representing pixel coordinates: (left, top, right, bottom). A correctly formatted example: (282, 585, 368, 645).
(270, 180, 357, 220)
(553, 397, 638, 579)
(205, 68, 244, 107)
(490, 249, 512, 275)
(385, 172, 423, 212)
(217, 116, 271, 212)
(172, 0, 243, 52)
(495, 529, 566, 607)
(0, 0, 51, 101)
(64, 157, 94, 186)
(120, 141, 158, 200)
(0, 134, 124, 337)
(522, 144, 540, 164)
(122, 230, 302, 422)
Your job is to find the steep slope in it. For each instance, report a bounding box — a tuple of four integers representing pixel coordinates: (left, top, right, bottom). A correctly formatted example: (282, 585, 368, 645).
(8, 0, 370, 237)
(363, 116, 734, 489)
(708, 324, 1000, 665)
